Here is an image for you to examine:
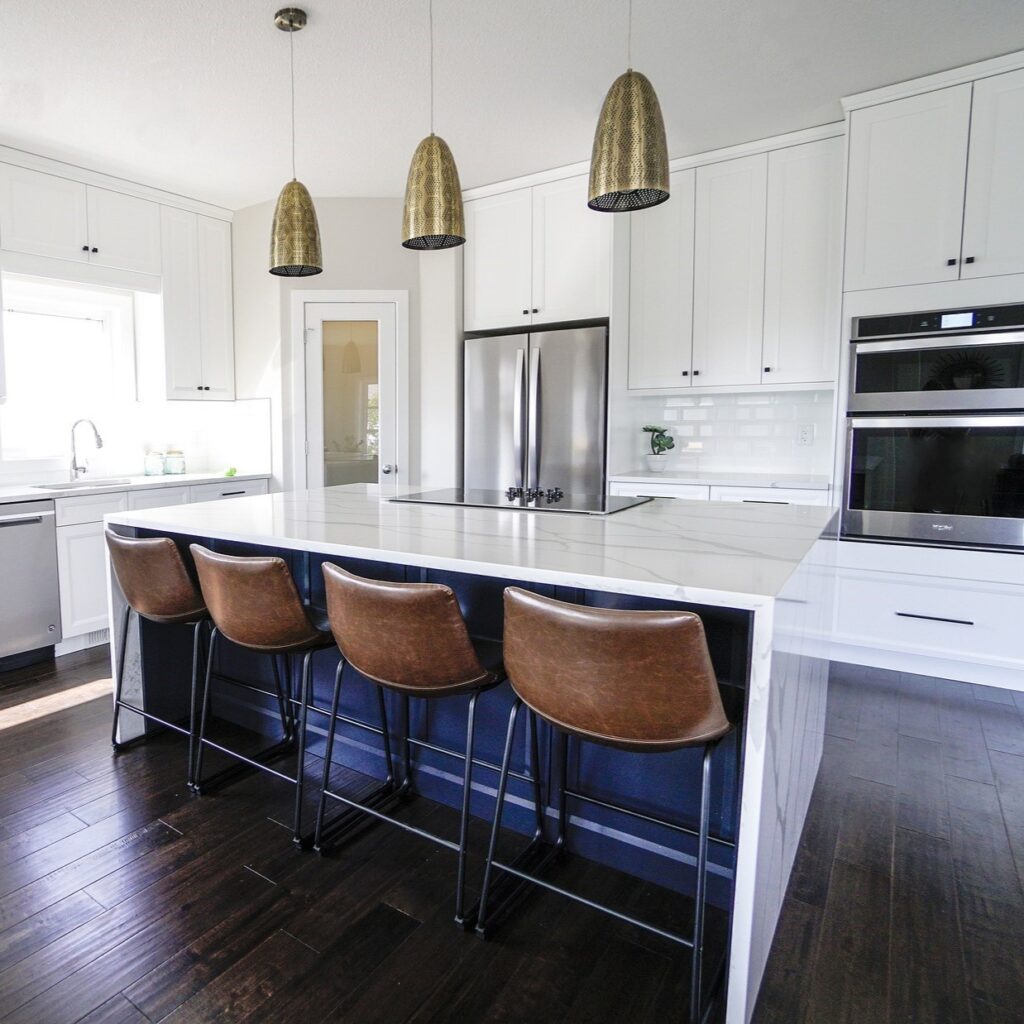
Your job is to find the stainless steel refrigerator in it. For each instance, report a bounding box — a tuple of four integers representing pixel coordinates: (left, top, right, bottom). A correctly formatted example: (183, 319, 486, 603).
(463, 323, 608, 496)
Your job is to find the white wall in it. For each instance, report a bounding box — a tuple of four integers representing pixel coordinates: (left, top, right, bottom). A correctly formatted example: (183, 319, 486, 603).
(232, 197, 430, 490)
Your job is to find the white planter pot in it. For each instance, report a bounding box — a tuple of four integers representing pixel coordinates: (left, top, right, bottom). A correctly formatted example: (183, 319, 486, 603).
(645, 454, 669, 472)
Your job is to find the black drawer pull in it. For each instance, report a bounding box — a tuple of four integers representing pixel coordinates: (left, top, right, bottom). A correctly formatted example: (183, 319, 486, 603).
(946, 258, 957, 266)
(896, 611, 974, 627)
(220, 490, 246, 497)
(741, 499, 789, 505)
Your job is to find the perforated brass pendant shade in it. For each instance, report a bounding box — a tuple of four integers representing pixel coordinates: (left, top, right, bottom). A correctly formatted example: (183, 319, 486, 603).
(402, 133, 465, 250)
(270, 179, 322, 276)
(588, 69, 670, 212)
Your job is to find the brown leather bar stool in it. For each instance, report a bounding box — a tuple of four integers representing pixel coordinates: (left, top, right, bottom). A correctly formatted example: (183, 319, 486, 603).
(105, 530, 209, 786)
(476, 588, 733, 1024)
(317, 563, 508, 926)
(190, 545, 334, 845)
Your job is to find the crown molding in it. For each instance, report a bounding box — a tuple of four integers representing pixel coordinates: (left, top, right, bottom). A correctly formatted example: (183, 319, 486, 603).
(842, 49, 1024, 113)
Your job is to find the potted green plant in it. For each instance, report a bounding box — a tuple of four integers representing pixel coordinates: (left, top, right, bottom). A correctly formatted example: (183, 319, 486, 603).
(642, 425, 674, 472)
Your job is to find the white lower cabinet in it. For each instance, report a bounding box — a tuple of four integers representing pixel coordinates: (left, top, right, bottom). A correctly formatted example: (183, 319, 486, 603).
(609, 481, 710, 501)
(126, 486, 191, 511)
(188, 479, 269, 503)
(708, 485, 831, 506)
(56, 520, 110, 638)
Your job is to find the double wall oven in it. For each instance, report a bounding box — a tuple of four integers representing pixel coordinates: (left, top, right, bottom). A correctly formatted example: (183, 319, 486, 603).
(843, 303, 1024, 550)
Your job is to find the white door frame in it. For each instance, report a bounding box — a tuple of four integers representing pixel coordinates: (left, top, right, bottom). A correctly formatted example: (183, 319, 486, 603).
(289, 289, 410, 491)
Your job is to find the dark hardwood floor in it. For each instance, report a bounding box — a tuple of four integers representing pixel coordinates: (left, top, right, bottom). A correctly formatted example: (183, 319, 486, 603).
(0, 650, 1021, 1022)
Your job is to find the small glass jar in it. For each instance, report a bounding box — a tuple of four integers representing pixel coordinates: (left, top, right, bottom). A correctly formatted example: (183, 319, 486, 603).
(144, 450, 165, 476)
(163, 449, 186, 475)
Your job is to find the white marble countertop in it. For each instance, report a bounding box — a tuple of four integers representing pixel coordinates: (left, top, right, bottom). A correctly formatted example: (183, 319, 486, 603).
(0, 471, 270, 505)
(106, 484, 837, 610)
(610, 469, 832, 490)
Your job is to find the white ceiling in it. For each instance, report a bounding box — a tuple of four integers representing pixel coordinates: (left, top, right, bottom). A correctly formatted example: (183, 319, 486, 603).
(0, 0, 1021, 210)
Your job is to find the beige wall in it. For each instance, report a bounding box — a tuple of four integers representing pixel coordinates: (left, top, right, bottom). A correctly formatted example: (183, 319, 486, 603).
(233, 196, 465, 492)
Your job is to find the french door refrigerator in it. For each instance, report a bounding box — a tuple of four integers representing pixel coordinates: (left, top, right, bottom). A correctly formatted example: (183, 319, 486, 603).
(464, 323, 608, 496)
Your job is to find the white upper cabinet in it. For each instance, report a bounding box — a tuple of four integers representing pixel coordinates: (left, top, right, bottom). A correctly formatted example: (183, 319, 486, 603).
(463, 174, 611, 332)
(530, 175, 611, 326)
(0, 165, 89, 262)
(463, 189, 533, 332)
(627, 168, 695, 389)
(85, 186, 161, 275)
(691, 153, 767, 388)
(762, 138, 844, 385)
(960, 68, 1024, 279)
(160, 206, 235, 401)
(844, 85, 971, 291)
(0, 164, 161, 275)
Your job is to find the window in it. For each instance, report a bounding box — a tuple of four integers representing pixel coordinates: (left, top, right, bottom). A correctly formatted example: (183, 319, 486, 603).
(0, 277, 135, 462)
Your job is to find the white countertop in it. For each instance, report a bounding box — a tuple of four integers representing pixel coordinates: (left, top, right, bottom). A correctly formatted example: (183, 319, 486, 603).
(106, 484, 837, 610)
(610, 469, 832, 490)
(0, 472, 270, 505)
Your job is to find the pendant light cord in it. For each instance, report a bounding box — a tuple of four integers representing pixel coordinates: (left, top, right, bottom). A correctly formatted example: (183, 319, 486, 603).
(290, 26, 296, 179)
(429, 0, 435, 134)
(627, 0, 633, 69)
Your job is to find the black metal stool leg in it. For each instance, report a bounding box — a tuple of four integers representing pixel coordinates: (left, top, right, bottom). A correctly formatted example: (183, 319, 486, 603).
(292, 648, 315, 847)
(186, 619, 205, 788)
(378, 687, 396, 786)
(690, 742, 715, 1024)
(528, 709, 544, 840)
(111, 604, 132, 751)
(454, 690, 480, 928)
(313, 656, 345, 853)
(398, 693, 413, 798)
(272, 654, 293, 745)
(192, 627, 219, 793)
(556, 729, 570, 854)
(475, 699, 521, 936)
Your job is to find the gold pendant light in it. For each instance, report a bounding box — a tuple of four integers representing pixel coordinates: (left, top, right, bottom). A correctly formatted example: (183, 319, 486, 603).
(588, 0, 669, 212)
(401, 0, 465, 250)
(270, 8, 322, 276)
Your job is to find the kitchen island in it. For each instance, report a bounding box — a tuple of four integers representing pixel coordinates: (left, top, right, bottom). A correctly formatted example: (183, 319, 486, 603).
(105, 484, 836, 1024)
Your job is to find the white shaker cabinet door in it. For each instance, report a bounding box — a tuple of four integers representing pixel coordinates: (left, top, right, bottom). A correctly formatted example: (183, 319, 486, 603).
(463, 189, 533, 332)
(531, 175, 611, 326)
(86, 186, 161, 275)
(691, 153, 767, 388)
(160, 206, 204, 400)
(762, 138, 843, 385)
(56, 520, 109, 638)
(961, 68, 1024, 280)
(0, 164, 89, 262)
(628, 168, 695, 389)
(844, 84, 971, 291)
(196, 215, 236, 400)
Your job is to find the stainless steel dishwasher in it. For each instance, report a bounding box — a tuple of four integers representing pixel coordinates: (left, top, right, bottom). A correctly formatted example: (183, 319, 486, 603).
(0, 499, 62, 658)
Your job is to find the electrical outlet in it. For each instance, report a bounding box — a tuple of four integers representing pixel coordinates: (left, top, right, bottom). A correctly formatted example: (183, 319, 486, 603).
(797, 424, 815, 447)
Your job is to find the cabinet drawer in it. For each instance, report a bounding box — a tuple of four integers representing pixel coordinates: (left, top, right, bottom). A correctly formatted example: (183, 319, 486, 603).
(188, 479, 268, 504)
(834, 571, 1024, 665)
(127, 486, 191, 511)
(55, 491, 127, 527)
(609, 481, 710, 501)
(709, 486, 830, 506)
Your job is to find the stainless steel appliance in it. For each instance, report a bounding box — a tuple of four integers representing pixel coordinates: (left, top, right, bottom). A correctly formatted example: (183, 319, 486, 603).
(843, 302, 1024, 549)
(463, 322, 608, 497)
(0, 500, 62, 659)
(391, 487, 650, 515)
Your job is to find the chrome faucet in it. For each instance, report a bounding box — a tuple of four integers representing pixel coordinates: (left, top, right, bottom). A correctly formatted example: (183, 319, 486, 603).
(70, 419, 103, 480)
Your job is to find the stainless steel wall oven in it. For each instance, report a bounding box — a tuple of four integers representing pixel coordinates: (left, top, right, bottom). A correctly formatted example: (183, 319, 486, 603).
(843, 303, 1024, 550)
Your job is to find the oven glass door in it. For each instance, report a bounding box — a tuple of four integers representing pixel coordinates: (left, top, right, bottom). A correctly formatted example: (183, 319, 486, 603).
(844, 415, 1024, 548)
(849, 332, 1024, 412)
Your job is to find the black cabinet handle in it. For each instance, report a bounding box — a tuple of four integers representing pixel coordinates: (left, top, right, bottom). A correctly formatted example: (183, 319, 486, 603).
(964, 256, 975, 264)
(220, 490, 245, 497)
(946, 258, 957, 266)
(764, 366, 772, 373)
(203, 386, 211, 391)
(195, 386, 203, 391)
(692, 370, 700, 377)
(896, 611, 974, 626)
(681, 370, 689, 376)
(82, 244, 89, 252)
(532, 308, 538, 314)
(91, 247, 98, 253)
(522, 309, 529, 315)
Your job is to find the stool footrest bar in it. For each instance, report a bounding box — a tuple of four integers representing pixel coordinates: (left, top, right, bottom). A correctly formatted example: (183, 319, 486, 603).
(113, 702, 191, 737)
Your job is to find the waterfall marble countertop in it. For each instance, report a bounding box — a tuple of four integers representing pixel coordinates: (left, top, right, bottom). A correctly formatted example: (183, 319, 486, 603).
(106, 483, 837, 610)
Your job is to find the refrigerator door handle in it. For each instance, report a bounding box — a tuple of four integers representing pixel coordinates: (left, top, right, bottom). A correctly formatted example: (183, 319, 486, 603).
(512, 348, 526, 488)
(528, 347, 541, 487)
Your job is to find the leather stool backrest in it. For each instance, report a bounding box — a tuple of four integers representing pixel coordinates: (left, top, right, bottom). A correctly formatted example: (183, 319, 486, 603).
(190, 545, 321, 652)
(503, 587, 731, 752)
(105, 530, 206, 624)
(323, 562, 490, 690)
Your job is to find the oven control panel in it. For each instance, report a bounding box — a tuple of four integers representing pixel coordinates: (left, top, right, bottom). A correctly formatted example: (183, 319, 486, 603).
(853, 302, 1024, 340)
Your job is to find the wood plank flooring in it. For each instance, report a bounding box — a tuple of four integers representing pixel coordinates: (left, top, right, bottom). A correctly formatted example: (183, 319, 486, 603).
(0, 651, 1021, 1022)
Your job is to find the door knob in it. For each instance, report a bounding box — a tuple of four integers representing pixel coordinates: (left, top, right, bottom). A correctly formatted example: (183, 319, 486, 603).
(381, 464, 394, 475)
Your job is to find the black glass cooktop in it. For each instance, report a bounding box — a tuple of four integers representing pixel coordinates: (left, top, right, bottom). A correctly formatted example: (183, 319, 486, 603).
(389, 488, 651, 515)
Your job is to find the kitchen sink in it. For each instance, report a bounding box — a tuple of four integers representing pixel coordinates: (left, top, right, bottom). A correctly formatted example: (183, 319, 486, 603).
(35, 478, 133, 490)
